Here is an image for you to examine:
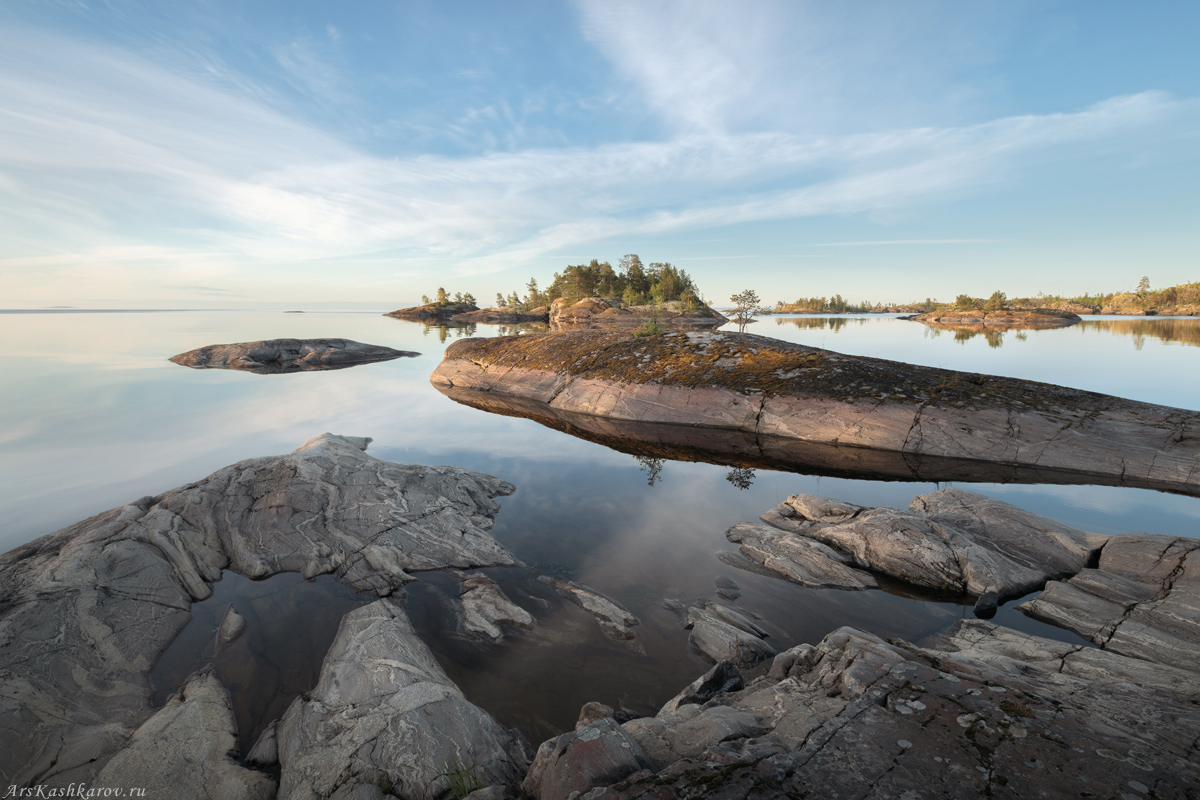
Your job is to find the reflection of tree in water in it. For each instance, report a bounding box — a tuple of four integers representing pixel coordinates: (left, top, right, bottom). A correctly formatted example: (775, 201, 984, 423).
(774, 316, 871, 332)
(635, 455, 663, 486)
(951, 328, 1005, 348)
(725, 467, 755, 490)
(423, 324, 478, 343)
(1077, 318, 1200, 349)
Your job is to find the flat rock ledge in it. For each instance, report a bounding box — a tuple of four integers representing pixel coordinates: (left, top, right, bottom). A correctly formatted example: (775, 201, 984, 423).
(430, 329, 1200, 496)
(745, 487, 1108, 602)
(904, 308, 1082, 329)
(518, 620, 1200, 799)
(170, 338, 417, 373)
(1019, 533, 1200, 673)
(0, 433, 520, 788)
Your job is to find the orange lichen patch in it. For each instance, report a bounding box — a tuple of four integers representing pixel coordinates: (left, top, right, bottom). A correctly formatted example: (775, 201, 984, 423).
(442, 330, 1117, 413)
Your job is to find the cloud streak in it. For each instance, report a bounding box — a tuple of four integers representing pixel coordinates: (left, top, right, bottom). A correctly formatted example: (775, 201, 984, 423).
(0, 19, 1192, 304)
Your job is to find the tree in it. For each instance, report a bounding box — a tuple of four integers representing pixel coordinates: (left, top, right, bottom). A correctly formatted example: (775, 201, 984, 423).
(436, 287, 449, 305)
(984, 291, 1007, 311)
(730, 289, 760, 333)
(1137, 276, 1150, 296)
(954, 294, 979, 311)
(495, 292, 506, 308)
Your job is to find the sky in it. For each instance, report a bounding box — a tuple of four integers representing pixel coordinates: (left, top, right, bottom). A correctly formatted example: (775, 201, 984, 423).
(1, 1, 1198, 309)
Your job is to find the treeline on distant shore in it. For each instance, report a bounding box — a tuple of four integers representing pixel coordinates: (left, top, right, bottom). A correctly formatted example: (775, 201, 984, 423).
(769, 279, 1200, 316)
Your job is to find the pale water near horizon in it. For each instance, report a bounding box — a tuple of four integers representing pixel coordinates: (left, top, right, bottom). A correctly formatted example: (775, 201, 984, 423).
(3, 310, 1199, 747)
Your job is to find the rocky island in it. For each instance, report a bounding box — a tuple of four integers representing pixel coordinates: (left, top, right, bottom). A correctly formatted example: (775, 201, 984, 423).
(430, 329, 1200, 496)
(549, 296, 727, 330)
(170, 338, 417, 373)
(903, 308, 1082, 329)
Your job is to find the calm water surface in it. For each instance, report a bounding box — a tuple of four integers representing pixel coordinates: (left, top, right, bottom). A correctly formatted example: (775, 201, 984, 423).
(3, 310, 1199, 747)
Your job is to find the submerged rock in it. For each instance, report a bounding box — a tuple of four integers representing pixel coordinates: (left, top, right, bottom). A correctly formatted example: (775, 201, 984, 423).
(753, 487, 1107, 600)
(454, 571, 536, 641)
(538, 577, 641, 648)
(0, 433, 519, 787)
(1019, 533, 1200, 672)
(522, 620, 1200, 798)
(684, 605, 775, 666)
(216, 605, 247, 648)
(431, 329, 1200, 496)
(276, 596, 527, 800)
(170, 338, 417, 373)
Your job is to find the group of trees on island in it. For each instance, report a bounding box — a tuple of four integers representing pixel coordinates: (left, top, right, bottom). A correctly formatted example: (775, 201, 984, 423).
(420, 288, 477, 307)
(493, 255, 705, 312)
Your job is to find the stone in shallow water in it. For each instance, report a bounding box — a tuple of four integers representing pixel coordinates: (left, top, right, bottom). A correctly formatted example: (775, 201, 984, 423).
(216, 604, 246, 648)
(538, 576, 641, 648)
(169, 338, 417, 373)
(724, 521, 878, 590)
(454, 571, 536, 641)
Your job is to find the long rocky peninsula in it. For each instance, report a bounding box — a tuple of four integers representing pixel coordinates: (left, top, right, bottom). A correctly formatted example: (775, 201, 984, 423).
(430, 329, 1200, 496)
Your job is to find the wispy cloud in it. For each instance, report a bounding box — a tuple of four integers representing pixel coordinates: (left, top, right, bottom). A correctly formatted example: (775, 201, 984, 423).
(818, 239, 1004, 247)
(0, 19, 1191, 304)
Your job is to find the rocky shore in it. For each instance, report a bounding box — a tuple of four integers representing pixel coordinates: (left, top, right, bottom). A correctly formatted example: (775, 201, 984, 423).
(0, 434, 527, 795)
(430, 329, 1200, 496)
(550, 297, 727, 330)
(170, 339, 417, 373)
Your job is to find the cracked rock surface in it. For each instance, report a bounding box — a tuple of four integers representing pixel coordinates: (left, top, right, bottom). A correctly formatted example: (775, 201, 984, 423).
(749, 487, 1108, 600)
(1019, 532, 1200, 672)
(0, 433, 519, 787)
(518, 621, 1200, 799)
(276, 595, 527, 800)
(431, 330, 1200, 495)
(170, 338, 418, 373)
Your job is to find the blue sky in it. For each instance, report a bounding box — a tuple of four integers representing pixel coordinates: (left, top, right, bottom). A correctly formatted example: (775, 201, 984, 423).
(1, 1, 1197, 308)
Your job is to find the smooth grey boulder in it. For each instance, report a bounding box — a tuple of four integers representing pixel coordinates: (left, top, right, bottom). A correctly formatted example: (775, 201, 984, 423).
(538, 577, 641, 647)
(757, 487, 1107, 599)
(521, 718, 650, 800)
(0, 433, 519, 787)
(1019, 533, 1200, 672)
(95, 670, 275, 800)
(455, 572, 535, 641)
(170, 338, 417, 373)
(724, 521, 879, 590)
(543, 620, 1200, 798)
(276, 596, 527, 800)
(684, 605, 775, 666)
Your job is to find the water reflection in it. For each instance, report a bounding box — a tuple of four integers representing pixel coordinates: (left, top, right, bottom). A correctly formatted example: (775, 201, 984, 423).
(1077, 318, 1200, 349)
(636, 455, 664, 486)
(725, 467, 755, 490)
(774, 315, 873, 332)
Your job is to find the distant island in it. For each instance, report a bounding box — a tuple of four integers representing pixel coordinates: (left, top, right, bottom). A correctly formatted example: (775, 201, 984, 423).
(769, 279, 1200, 317)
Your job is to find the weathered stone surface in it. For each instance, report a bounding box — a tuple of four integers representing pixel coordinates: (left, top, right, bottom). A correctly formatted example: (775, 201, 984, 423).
(431, 329, 1200, 496)
(217, 604, 246, 648)
(538, 576, 641, 647)
(521, 717, 650, 800)
(536, 621, 1200, 798)
(246, 720, 278, 767)
(904, 308, 1082, 329)
(576, 701, 616, 730)
(1019, 533, 1200, 672)
(757, 487, 1107, 599)
(685, 605, 775, 666)
(0, 433, 519, 787)
(95, 670, 275, 800)
(170, 338, 417, 373)
(455, 571, 535, 641)
(386, 301, 478, 320)
(549, 296, 727, 330)
(277, 596, 527, 800)
(658, 660, 743, 715)
(724, 521, 879, 590)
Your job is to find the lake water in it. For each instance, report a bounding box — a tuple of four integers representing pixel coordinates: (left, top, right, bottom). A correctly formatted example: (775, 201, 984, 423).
(3, 309, 1199, 749)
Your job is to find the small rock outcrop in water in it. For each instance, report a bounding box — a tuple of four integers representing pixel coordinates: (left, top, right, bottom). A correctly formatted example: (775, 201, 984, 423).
(538, 576, 641, 647)
(683, 603, 775, 665)
(0, 434, 520, 788)
(741, 487, 1107, 602)
(277, 595, 527, 800)
(724, 521, 879, 590)
(430, 329, 1200, 495)
(1019, 533, 1200, 671)
(518, 621, 1200, 798)
(454, 571, 536, 641)
(216, 605, 247, 648)
(170, 338, 417, 373)
(903, 308, 1082, 329)
(549, 296, 727, 330)
(385, 301, 479, 320)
